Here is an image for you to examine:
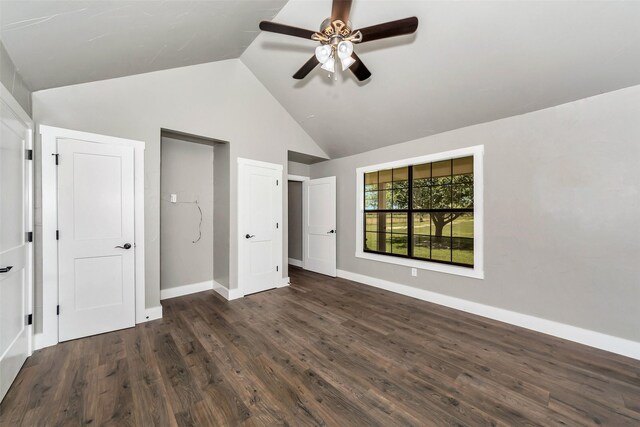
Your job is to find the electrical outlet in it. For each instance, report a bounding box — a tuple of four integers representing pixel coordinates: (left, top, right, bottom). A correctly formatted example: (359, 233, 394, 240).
(411, 268, 417, 277)
(170, 194, 177, 203)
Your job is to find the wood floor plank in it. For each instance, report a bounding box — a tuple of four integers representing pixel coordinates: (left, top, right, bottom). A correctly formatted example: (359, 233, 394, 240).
(2, 266, 639, 426)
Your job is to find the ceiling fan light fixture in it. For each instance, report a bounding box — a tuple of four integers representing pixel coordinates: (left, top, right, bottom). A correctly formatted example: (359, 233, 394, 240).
(320, 56, 336, 73)
(340, 56, 355, 71)
(337, 40, 353, 58)
(336, 40, 355, 70)
(259, 0, 419, 81)
(315, 44, 333, 64)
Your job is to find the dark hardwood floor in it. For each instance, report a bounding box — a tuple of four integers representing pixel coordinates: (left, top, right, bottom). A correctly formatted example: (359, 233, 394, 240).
(2, 266, 640, 426)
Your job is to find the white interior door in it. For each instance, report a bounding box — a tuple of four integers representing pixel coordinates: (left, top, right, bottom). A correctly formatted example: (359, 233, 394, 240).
(303, 176, 336, 277)
(239, 159, 282, 295)
(57, 138, 135, 342)
(0, 95, 32, 402)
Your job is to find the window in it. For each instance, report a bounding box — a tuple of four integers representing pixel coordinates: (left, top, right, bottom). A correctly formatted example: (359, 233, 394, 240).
(356, 146, 483, 279)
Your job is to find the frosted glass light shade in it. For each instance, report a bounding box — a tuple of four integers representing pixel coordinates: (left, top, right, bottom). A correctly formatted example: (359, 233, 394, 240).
(340, 56, 355, 71)
(320, 56, 336, 73)
(315, 45, 333, 64)
(337, 41, 353, 59)
(337, 40, 355, 70)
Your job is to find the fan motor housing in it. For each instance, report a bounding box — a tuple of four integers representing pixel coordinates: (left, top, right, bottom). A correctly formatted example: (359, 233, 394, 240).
(321, 18, 352, 38)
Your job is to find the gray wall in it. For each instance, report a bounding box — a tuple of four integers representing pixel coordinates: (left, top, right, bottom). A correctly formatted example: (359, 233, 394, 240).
(0, 41, 31, 116)
(287, 181, 303, 261)
(32, 59, 328, 310)
(311, 85, 640, 342)
(160, 137, 214, 291)
(287, 160, 310, 177)
(214, 142, 230, 287)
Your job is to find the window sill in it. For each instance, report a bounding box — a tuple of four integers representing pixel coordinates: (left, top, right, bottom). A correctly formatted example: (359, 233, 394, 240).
(355, 250, 484, 279)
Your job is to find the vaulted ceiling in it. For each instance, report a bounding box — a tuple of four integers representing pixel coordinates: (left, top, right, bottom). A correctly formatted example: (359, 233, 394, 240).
(242, 0, 640, 158)
(0, 0, 287, 90)
(2, 0, 640, 159)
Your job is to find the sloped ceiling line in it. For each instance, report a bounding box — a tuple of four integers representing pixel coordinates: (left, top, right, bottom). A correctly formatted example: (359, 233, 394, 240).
(241, 0, 640, 158)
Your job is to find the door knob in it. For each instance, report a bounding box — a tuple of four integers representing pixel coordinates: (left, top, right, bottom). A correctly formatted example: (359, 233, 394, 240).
(115, 243, 132, 249)
(245, 234, 255, 239)
(327, 229, 336, 234)
(0, 266, 13, 273)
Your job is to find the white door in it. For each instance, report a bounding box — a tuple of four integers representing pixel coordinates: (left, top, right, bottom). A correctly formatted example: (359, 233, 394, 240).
(57, 138, 135, 341)
(303, 176, 336, 277)
(238, 159, 282, 295)
(0, 95, 32, 402)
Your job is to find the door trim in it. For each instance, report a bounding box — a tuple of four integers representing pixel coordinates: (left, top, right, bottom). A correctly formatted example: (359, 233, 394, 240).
(287, 174, 308, 270)
(0, 82, 34, 359)
(287, 174, 309, 182)
(237, 157, 283, 297)
(39, 125, 149, 350)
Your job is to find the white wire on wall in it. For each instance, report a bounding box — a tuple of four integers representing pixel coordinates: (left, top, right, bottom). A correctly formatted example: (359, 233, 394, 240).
(161, 195, 203, 243)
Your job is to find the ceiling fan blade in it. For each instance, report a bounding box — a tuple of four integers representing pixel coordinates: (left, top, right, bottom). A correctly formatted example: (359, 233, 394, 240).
(356, 17, 419, 43)
(350, 53, 371, 81)
(259, 21, 316, 40)
(293, 55, 320, 79)
(331, 0, 353, 24)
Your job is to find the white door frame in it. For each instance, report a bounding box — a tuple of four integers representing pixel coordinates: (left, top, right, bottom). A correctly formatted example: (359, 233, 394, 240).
(39, 125, 148, 350)
(287, 174, 308, 269)
(237, 157, 283, 296)
(287, 174, 309, 182)
(0, 83, 34, 357)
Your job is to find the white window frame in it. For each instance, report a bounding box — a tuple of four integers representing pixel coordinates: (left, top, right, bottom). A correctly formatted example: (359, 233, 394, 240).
(355, 145, 484, 279)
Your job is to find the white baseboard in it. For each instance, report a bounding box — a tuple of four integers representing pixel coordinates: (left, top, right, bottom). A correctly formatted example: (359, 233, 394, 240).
(161, 280, 246, 302)
(336, 269, 640, 361)
(35, 305, 165, 351)
(212, 282, 245, 301)
(143, 306, 163, 322)
(288, 258, 303, 267)
(212, 284, 230, 300)
(227, 288, 244, 300)
(34, 333, 56, 350)
(278, 277, 290, 287)
(160, 280, 214, 300)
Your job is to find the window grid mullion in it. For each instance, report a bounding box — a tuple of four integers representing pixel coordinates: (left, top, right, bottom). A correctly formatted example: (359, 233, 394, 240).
(450, 158, 453, 263)
(430, 162, 433, 259)
(362, 157, 474, 267)
(408, 165, 413, 258)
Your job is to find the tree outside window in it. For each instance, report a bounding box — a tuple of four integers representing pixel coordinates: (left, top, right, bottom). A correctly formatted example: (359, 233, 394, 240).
(364, 156, 474, 267)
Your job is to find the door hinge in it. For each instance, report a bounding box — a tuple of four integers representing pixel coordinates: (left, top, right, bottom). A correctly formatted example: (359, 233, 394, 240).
(56, 230, 59, 240)
(276, 222, 279, 229)
(57, 305, 60, 315)
(52, 153, 59, 165)
(276, 179, 279, 186)
(26, 149, 33, 160)
(27, 314, 33, 325)
(26, 231, 33, 242)
(276, 265, 279, 272)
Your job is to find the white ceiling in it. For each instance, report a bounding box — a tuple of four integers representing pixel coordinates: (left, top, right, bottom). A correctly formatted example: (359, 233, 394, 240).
(0, 0, 287, 90)
(242, 0, 640, 158)
(2, 1, 640, 159)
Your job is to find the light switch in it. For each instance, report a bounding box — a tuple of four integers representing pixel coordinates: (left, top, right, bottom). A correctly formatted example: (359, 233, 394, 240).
(170, 194, 177, 203)
(411, 268, 417, 277)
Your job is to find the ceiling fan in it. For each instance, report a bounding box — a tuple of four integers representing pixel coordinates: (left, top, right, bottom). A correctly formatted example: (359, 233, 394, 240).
(259, 0, 418, 81)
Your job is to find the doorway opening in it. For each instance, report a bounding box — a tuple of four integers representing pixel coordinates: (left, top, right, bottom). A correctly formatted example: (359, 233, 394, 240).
(287, 178, 305, 268)
(160, 129, 229, 299)
(286, 150, 336, 277)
